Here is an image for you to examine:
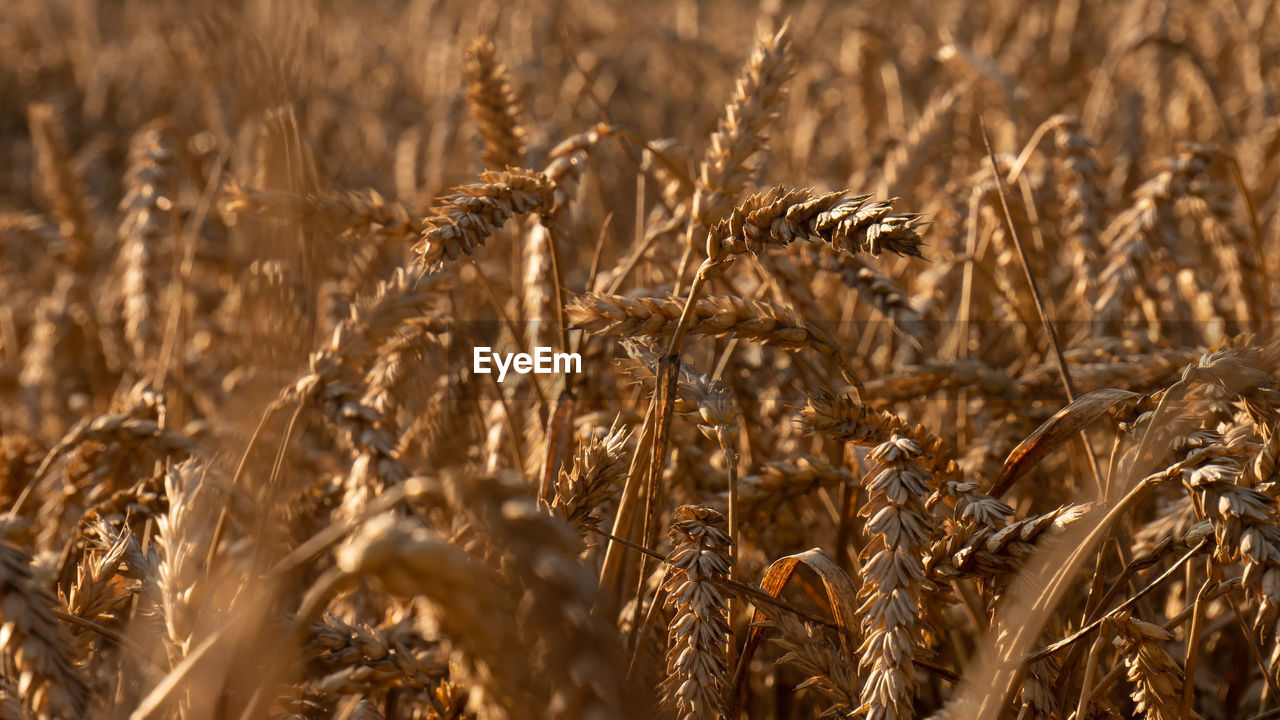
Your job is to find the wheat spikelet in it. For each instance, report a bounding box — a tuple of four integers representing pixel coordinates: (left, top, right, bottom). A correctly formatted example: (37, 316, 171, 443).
(541, 124, 610, 227)
(1112, 614, 1184, 720)
(221, 181, 421, 246)
(552, 421, 632, 538)
(118, 122, 172, 365)
(414, 169, 554, 271)
(154, 460, 219, 662)
(304, 615, 437, 691)
(0, 541, 90, 719)
(335, 512, 534, 719)
(463, 37, 526, 170)
(60, 525, 134, 650)
(799, 391, 948, 466)
(706, 186, 926, 264)
(769, 611, 858, 717)
(448, 474, 638, 719)
(692, 23, 793, 229)
(807, 245, 928, 342)
(800, 392, 990, 518)
(856, 435, 932, 720)
(284, 270, 444, 521)
(1181, 453, 1280, 668)
(800, 390, 912, 442)
(1094, 144, 1215, 329)
(662, 505, 733, 720)
(1045, 115, 1104, 302)
(1180, 174, 1265, 328)
(620, 339, 739, 435)
(924, 504, 1088, 580)
(732, 455, 855, 517)
(25, 412, 197, 508)
(570, 292, 838, 354)
(361, 318, 448, 439)
(1017, 658, 1060, 720)
(25, 104, 92, 272)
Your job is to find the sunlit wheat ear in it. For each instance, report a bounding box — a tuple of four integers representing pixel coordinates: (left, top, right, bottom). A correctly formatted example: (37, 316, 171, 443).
(414, 169, 554, 271)
(541, 123, 610, 227)
(619, 338, 734, 425)
(154, 459, 219, 662)
(1018, 657, 1060, 720)
(336, 513, 531, 720)
(288, 273, 445, 520)
(449, 474, 638, 720)
(61, 522, 133, 653)
(1183, 454, 1280, 671)
(662, 505, 733, 720)
(798, 390, 978, 500)
(552, 420, 632, 539)
(706, 187, 926, 264)
(857, 435, 932, 720)
(923, 504, 1089, 580)
(804, 244, 928, 342)
(693, 23, 794, 229)
(463, 37, 526, 170)
(303, 614, 438, 693)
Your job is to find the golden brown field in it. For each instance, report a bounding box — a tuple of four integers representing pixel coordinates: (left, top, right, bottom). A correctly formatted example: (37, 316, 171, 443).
(3, 1, 1280, 718)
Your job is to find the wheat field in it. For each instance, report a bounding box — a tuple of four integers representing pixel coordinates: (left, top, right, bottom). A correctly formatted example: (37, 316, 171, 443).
(3, 1, 1280, 718)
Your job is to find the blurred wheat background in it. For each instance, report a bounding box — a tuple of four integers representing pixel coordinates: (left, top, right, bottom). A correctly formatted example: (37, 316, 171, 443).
(3, 0, 1280, 718)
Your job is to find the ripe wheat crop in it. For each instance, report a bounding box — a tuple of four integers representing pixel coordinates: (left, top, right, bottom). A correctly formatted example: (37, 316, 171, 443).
(2, 1, 1280, 719)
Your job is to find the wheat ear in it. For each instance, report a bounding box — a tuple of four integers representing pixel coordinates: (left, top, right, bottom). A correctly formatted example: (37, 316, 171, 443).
(662, 505, 733, 720)
(463, 37, 526, 169)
